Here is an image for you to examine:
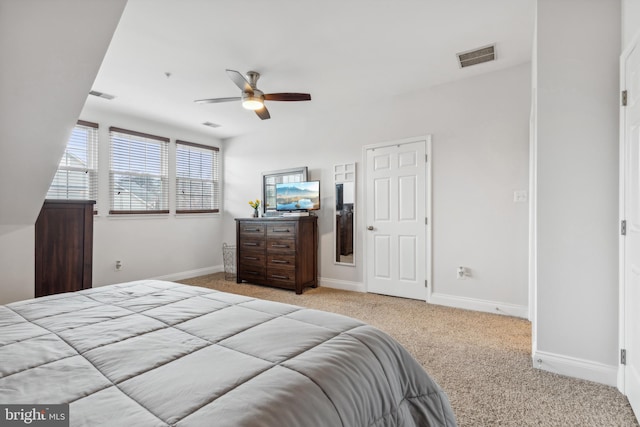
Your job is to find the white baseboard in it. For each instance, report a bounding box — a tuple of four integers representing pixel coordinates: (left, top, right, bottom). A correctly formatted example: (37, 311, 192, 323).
(319, 277, 365, 293)
(532, 350, 618, 387)
(152, 265, 223, 282)
(155, 269, 362, 291)
(429, 292, 528, 318)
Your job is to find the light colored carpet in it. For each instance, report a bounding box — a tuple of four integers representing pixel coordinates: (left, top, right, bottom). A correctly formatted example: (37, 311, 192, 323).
(179, 273, 638, 427)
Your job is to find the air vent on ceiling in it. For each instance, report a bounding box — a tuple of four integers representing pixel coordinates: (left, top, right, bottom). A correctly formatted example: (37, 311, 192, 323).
(202, 121, 221, 128)
(457, 44, 496, 68)
(89, 90, 115, 100)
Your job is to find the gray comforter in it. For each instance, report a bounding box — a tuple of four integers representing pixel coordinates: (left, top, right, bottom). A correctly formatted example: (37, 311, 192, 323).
(0, 280, 456, 426)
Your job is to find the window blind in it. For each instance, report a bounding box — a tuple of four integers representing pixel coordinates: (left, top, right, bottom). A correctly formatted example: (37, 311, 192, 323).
(176, 140, 220, 213)
(46, 120, 99, 211)
(109, 127, 169, 214)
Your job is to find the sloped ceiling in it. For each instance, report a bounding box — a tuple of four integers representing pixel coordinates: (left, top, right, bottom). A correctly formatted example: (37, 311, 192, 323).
(0, 0, 127, 234)
(86, 0, 535, 139)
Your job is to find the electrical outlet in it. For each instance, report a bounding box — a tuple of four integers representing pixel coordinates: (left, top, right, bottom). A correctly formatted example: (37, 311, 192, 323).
(457, 266, 466, 279)
(115, 260, 123, 271)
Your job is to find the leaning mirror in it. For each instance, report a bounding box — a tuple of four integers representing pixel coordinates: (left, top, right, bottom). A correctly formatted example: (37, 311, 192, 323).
(334, 163, 356, 265)
(262, 167, 308, 215)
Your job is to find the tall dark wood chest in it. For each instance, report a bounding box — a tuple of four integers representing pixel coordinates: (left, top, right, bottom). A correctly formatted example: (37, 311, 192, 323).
(35, 200, 94, 297)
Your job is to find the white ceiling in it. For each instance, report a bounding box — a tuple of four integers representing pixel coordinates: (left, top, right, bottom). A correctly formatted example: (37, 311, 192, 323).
(86, 0, 535, 139)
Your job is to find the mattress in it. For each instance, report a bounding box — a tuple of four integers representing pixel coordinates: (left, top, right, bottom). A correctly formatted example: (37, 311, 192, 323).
(0, 280, 457, 426)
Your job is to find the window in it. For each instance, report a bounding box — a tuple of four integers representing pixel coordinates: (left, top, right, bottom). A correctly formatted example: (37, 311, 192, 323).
(109, 127, 169, 214)
(46, 120, 98, 209)
(176, 140, 220, 213)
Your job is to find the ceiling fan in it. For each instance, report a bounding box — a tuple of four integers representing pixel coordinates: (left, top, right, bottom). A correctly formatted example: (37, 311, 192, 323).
(195, 69, 311, 120)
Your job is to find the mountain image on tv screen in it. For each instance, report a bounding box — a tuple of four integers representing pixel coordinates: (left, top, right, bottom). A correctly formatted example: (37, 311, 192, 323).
(276, 181, 320, 211)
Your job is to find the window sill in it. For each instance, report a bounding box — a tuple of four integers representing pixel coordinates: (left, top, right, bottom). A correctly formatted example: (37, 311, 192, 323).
(174, 212, 221, 219)
(104, 213, 170, 220)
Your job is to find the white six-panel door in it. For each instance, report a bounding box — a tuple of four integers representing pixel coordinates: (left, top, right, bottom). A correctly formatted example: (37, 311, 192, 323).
(622, 38, 640, 420)
(364, 137, 429, 300)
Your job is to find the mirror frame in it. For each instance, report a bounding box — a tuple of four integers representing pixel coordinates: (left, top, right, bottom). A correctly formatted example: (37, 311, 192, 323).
(261, 166, 308, 215)
(334, 163, 356, 266)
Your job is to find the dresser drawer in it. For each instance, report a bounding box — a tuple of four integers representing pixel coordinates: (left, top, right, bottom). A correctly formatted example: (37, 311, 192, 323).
(239, 223, 266, 236)
(239, 239, 265, 250)
(267, 254, 295, 269)
(267, 268, 295, 287)
(239, 251, 265, 267)
(267, 222, 296, 237)
(267, 238, 296, 253)
(239, 266, 266, 280)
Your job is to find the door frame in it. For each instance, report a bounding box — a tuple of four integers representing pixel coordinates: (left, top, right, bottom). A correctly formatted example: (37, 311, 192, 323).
(362, 135, 432, 302)
(618, 29, 640, 397)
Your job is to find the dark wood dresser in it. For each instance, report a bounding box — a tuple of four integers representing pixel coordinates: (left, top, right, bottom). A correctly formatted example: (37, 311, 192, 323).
(35, 200, 94, 297)
(235, 216, 318, 294)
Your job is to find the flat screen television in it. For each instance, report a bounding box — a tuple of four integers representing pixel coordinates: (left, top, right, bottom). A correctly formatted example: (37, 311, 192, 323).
(275, 181, 320, 211)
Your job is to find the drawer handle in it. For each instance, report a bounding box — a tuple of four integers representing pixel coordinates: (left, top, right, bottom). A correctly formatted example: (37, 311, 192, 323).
(271, 274, 289, 280)
(244, 228, 261, 232)
(246, 270, 260, 275)
(244, 256, 258, 260)
(272, 229, 290, 233)
(271, 259, 289, 264)
(244, 242, 258, 246)
(271, 244, 289, 248)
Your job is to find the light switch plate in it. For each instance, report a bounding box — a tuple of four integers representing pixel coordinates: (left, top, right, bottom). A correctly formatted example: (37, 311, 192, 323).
(513, 190, 528, 203)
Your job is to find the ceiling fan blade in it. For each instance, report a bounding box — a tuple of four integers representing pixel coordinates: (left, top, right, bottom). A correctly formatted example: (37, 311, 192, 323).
(255, 106, 271, 120)
(226, 69, 253, 93)
(194, 97, 241, 104)
(264, 93, 311, 102)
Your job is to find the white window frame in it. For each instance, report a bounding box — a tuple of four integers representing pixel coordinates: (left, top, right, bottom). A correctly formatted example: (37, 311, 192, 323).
(108, 127, 169, 214)
(175, 140, 220, 214)
(46, 120, 99, 211)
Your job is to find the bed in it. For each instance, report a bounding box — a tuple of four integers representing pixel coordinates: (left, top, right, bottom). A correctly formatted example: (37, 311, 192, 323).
(0, 280, 457, 426)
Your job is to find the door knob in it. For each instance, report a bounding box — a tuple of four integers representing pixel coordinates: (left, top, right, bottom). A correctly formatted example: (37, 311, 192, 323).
(367, 226, 374, 230)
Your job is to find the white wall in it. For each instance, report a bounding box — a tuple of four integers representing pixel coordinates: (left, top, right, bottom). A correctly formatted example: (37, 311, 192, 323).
(0, 226, 35, 303)
(0, 0, 126, 304)
(79, 106, 225, 286)
(535, 0, 620, 384)
(224, 63, 531, 316)
(623, 0, 640, 47)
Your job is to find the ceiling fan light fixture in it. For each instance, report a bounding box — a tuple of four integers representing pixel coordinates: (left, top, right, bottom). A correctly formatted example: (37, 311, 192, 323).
(195, 70, 310, 120)
(242, 96, 263, 110)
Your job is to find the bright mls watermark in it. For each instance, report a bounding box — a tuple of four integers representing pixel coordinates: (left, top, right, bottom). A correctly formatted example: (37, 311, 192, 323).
(0, 405, 68, 426)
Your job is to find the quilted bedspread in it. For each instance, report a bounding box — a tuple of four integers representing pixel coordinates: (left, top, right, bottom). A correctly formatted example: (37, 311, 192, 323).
(0, 280, 457, 426)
